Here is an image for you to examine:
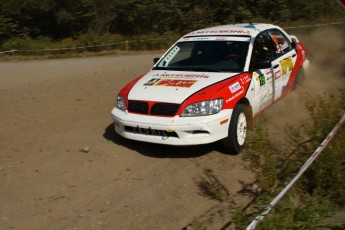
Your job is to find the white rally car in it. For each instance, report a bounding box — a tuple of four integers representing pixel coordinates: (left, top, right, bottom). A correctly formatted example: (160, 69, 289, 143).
(111, 23, 309, 154)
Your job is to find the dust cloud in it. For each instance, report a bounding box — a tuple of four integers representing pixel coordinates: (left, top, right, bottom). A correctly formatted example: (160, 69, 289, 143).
(264, 26, 345, 148)
(301, 26, 345, 94)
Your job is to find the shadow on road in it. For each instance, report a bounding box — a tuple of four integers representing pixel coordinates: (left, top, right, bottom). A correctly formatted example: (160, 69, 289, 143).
(103, 123, 221, 158)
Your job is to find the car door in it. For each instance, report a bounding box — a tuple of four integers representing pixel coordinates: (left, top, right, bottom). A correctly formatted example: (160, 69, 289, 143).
(267, 29, 297, 100)
(250, 32, 276, 113)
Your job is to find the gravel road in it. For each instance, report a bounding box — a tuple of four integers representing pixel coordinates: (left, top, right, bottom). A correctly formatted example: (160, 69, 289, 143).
(0, 26, 344, 229)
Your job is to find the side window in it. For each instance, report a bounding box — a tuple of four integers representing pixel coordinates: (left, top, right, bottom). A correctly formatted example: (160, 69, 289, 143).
(250, 32, 275, 66)
(268, 29, 292, 57)
(251, 32, 275, 61)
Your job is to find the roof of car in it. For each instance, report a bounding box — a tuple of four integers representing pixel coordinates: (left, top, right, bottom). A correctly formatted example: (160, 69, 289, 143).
(184, 23, 281, 38)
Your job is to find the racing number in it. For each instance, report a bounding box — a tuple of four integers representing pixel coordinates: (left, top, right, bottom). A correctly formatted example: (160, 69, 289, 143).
(258, 74, 266, 86)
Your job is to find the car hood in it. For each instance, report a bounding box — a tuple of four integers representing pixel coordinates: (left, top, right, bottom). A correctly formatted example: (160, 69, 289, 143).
(128, 70, 240, 103)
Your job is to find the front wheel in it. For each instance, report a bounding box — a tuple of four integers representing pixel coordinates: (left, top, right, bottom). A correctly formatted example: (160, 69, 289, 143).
(221, 104, 248, 154)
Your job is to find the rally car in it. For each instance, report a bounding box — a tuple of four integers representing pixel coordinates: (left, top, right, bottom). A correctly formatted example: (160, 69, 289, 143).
(111, 23, 309, 154)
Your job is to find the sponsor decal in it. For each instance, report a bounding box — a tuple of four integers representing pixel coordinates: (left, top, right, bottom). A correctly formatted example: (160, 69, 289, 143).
(264, 69, 273, 75)
(260, 90, 274, 109)
(254, 70, 271, 86)
(226, 87, 244, 103)
(144, 78, 161, 86)
(226, 80, 247, 103)
(131, 125, 168, 138)
(240, 75, 251, 84)
(275, 70, 281, 80)
(229, 81, 241, 93)
(259, 74, 266, 86)
(188, 37, 210, 41)
(189, 29, 251, 35)
(144, 78, 197, 88)
(153, 73, 209, 79)
(279, 56, 293, 75)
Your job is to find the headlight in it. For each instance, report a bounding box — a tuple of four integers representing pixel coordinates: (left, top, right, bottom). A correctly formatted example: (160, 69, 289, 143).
(115, 95, 126, 111)
(181, 98, 223, 117)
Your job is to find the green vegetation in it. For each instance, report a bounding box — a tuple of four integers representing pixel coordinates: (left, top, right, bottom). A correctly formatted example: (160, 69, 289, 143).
(0, 32, 178, 57)
(192, 92, 345, 229)
(234, 92, 345, 229)
(196, 168, 231, 202)
(0, 0, 344, 54)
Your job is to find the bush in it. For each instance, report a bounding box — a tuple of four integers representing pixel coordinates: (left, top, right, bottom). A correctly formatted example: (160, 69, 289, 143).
(236, 92, 345, 229)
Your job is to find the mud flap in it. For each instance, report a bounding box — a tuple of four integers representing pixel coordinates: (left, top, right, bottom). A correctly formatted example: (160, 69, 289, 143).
(245, 105, 254, 130)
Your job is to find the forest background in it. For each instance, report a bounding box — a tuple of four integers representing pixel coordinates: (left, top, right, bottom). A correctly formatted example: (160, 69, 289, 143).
(0, 0, 344, 53)
(1, 1, 345, 229)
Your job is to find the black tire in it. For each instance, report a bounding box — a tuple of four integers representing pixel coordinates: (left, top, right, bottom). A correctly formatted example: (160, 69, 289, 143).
(221, 104, 248, 154)
(294, 68, 305, 89)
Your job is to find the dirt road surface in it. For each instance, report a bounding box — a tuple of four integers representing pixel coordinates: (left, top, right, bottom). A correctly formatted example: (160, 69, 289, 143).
(1, 27, 344, 230)
(0, 53, 255, 230)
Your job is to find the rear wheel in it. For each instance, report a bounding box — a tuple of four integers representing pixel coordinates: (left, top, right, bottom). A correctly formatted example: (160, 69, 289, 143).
(294, 68, 305, 89)
(221, 104, 248, 154)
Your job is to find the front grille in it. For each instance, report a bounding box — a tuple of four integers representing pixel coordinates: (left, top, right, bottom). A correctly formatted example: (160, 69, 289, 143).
(151, 103, 180, 116)
(128, 100, 148, 114)
(125, 126, 178, 138)
(128, 100, 179, 117)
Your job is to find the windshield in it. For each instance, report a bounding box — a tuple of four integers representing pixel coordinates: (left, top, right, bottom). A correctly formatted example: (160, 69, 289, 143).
(153, 37, 250, 72)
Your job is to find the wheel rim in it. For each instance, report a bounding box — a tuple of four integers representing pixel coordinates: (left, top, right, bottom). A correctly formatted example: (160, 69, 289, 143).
(237, 112, 247, 146)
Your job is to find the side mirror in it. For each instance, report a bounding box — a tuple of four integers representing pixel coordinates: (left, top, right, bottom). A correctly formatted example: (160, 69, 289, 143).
(153, 57, 160, 64)
(252, 59, 271, 70)
(291, 38, 297, 50)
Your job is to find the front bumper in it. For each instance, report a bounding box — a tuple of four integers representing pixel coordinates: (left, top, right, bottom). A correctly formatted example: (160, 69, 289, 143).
(111, 107, 233, 145)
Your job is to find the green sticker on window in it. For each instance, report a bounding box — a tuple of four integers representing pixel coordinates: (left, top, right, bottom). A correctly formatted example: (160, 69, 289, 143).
(259, 74, 265, 86)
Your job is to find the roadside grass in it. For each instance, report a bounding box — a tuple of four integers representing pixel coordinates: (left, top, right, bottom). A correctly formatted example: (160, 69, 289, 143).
(193, 92, 345, 230)
(0, 33, 178, 60)
(0, 49, 164, 62)
(1, 21, 343, 61)
(195, 168, 231, 202)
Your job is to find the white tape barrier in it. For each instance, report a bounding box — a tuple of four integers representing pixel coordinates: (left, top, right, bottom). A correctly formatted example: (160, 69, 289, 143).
(0, 41, 128, 54)
(246, 112, 345, 230)
(283, 21, 345, 29)
(0, 22, 344, 55)
(0, 37, 174, 55)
